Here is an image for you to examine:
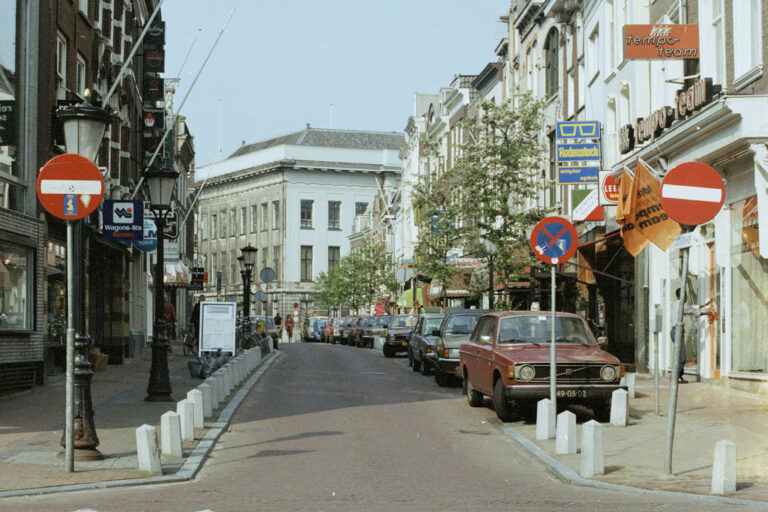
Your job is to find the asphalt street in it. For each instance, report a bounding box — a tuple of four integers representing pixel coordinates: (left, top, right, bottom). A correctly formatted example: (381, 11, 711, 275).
(2, 343, 765, 512)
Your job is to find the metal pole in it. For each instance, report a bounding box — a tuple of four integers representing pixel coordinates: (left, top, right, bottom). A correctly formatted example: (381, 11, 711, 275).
(550, 265, 557, 409)
(488, 255, 495, 310)
(65, 221, 74, 472)
(654, 331, 660, 416)
(665, 245, 689, 474)
(145, 214, 172, 401)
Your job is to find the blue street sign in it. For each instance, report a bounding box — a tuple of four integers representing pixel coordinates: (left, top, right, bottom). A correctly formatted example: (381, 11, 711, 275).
(133, 219, 158, 252)
(556, 121, 600, 139)
(557, 165, 600, 184)
(556, 143, 601, 162)
(529, 216, 579, 265)
(103, 200, 144, 241)
(63, 194, 77, 216)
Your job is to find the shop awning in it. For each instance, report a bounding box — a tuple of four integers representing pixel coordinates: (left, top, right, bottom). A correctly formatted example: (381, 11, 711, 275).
(396, 288, 424, 308)
(148, 261, 192, 288)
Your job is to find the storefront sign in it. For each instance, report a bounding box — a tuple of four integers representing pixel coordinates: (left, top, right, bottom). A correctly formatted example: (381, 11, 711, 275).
(0, 100, 16, 146)
(133, 219, 157, 252)
(599, 171, 619, 205)
(556, 121, 600, 139)
(144, 20, 165, 48)
(143, 77, 164, 102)
(556, 143, 601, 162)
(143, 108, 164, 130)
(558, 165, 600, 184)
(102, 200, 144, 241)
(620, 78, 715, 154)
(144, 49, 165, 73)
(624, 24, 699, 59)
(572, 188, 604, 222)
(190, 267, 205, 290)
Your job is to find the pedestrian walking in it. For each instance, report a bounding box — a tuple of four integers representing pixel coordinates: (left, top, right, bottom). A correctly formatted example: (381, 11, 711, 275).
(191, 296, 202, 341)
(273, 313, 282, 350)
(163, 297, 177, 353)
(670, 288, 710, 383)
(285, 314, 294, 340)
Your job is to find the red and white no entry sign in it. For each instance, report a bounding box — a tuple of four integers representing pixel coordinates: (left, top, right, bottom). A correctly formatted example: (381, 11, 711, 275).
(660, 162, 724, 226)
(37, 153, 104, 220)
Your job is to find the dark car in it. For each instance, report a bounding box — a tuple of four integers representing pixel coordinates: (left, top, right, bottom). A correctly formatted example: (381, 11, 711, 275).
(313, 318, 328, 343)
(408, 313, 445, 375)
(459, 312, 623, 422)
(371, 315, 392, 340)
(346, 316, 362, 346)
(432, 309, 491, 386)
(383, 314, 418, 357)
(356, 316, 376, 348)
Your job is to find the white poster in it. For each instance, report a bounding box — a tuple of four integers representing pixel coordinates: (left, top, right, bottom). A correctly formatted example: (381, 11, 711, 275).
(200, 302, 236, 354)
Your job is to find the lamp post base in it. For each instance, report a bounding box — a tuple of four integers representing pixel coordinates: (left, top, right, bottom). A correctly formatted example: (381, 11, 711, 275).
(145, 327, 173, 402)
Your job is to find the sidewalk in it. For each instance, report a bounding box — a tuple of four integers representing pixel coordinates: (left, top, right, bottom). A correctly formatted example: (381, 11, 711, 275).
(0, 345, 247, 493)
(507, 374, 768, 503)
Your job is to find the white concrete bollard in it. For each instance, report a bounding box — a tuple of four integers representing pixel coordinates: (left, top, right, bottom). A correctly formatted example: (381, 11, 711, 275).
(206, 377, 220, 409)
(610, 389, 628, 427)
(135, 424, 162, 475)
(187, 389, 205, 430)
(177, 399, 195, 441)
(555, 410, 577, 454)
(580, 420, 604, 477)
(160, 411, 182, 457)
(225, 365, 235, 391)
(198, 383, 213, 418)
(711, 440, 736, 495)
(214, 372, 227, 401)
(536, 398, 556, 440)
(625, 373, 636, 399)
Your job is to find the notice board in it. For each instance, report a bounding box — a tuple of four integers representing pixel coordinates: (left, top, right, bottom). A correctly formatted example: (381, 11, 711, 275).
(200, 302, 236, 354)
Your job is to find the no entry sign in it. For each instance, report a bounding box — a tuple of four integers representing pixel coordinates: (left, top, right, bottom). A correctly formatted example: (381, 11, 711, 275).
(530, 216, 579, 265)
(37, 154, 103, 220)
(660, 162, 724, 226)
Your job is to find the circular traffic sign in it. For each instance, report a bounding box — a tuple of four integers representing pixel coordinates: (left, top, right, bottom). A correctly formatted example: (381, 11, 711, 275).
(37, 154, 104, 220)
(260, 267, 276, 283)
(660, 162, 724, 226)
(530, 216, 578, 265)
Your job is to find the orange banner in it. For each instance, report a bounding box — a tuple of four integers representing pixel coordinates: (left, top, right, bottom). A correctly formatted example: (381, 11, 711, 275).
(624, 24, 699, 60)
(617, 168, 649, 257)
(631, 160, 682, 251)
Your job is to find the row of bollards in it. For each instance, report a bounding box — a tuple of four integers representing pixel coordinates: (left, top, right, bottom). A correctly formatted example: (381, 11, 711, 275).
(533, 376, 736, 495)
(134, 347, 265, 475)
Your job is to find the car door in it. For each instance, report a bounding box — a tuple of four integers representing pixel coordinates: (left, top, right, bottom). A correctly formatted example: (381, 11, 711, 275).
(473, 317, 497, 394)
(463, 316, 492, 393)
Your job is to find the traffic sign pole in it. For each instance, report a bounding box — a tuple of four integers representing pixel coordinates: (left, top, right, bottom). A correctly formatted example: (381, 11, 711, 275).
(550, 265, 556, 406)
(65, 221, 74, 473)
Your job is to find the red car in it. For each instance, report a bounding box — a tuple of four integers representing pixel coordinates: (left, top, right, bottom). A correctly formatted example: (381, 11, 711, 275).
(459, 311, 623, 423)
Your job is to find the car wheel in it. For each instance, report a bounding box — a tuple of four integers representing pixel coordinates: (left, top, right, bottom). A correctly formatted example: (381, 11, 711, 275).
(420, 355, 431, 376)
(383, 346, 393, 358)
(412, 353, 421, 372)
(493, 378, 515, 422)
(466, 376, 483, 407)
(593, 401, 611, 423)
(434, 370, 452, 387)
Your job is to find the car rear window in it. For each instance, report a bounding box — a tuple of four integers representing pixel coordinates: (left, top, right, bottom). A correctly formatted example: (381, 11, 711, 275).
(497, 315, 595, 346)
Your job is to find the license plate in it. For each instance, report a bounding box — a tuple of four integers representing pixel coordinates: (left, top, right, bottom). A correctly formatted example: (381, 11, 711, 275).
(556, 389, 588, 398)
(401, 342, 407, 347)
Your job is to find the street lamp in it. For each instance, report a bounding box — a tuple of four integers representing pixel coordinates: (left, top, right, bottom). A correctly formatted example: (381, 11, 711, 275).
(145, 167, 179, 402)
(240, 246, 257, 318)
(477, 239, 497, 310)
(55, 90, 111, 467)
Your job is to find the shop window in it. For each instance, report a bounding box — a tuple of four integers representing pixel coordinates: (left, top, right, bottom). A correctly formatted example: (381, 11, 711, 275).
(0, 241, 33, 330)
(730, 195, 768, 373)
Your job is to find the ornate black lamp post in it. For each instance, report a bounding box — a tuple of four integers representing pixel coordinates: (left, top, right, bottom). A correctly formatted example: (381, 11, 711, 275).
(56, 90, 110, 466)
(145, 167, 179, 402)
(240, 245, 257, 319)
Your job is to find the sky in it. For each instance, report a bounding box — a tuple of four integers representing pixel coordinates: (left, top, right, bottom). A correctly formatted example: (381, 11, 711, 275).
(162, 0, 509, 167)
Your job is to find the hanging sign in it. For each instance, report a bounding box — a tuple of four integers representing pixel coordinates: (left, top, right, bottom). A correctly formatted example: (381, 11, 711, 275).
(0, 100, 16, 146)
(571, 189, 604, 222)
(144, 209, 179, 239)
(144, 49, 165, 73)
(37, 154, 104, 220)
(556, 121, 600, 139)
(143, 108, 164, 130)
(102, 200, 144, 241)
(558, 165, 600, 184)
(660, 162, 725, 226)
(133, 219, 158, 252)
(556, 143, 601, 162)
(624, 24, 699, 59)
(599, 171, 620, 205)
(530, 216, 579, 265)
(143, 77, 164, 102)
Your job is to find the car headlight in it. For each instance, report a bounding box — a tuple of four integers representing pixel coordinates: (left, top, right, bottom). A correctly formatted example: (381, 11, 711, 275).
(387, 334, 395, 341)
(448, 348, 460, 358)
(515, 364, 536, 382)
(600, 365, 618, 382)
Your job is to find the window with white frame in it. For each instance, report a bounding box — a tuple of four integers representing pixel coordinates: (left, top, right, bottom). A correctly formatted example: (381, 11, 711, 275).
(300, 200, 313, 229)
(544, 29, 559, 98)
(712, 0, 726, 86)
(733, 0, 763, 87)
(56, 32, 67, 100)
(261, 203, 268, 231)
(526, 48, 534, 92)
(76, 53, 86, 97)
(587, 26, 599, 83)
(272, 201, 280, 230)
(606, 97, 617, 166)
(577, 58, 585, 110)
(606, 0, 616, 71)
(240, 207, 246, 235)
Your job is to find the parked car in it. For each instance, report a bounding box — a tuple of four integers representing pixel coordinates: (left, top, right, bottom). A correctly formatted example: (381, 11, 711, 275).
(371, 315, 392, 341)
(383, 314, 418, 357)
(313, 318, 328, 343)
(408, 313, 445, 375)
(326, 317, 343, 344)
(302, 316, 327, 342)
(339, 317, 356, 345)
(432, 309, 490, 386)
(356, 316, 376, 348)
(459, 312, 623, 422)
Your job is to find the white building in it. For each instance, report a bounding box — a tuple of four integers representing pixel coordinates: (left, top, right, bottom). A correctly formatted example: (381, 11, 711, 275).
(193, 126, 403, 319)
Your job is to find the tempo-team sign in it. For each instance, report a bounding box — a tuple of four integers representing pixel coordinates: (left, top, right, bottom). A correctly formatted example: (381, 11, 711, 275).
(624, 24, 699, 59)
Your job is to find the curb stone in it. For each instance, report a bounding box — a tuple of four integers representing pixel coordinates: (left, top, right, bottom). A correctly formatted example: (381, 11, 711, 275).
(500, 425, 768, 508)
(0, 351, 281, 499)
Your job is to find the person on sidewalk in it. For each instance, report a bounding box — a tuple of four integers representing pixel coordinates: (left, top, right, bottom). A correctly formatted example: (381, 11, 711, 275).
(670, 288, 710, 383)
(285, 314, 294, 340)
(273, 313, 282, 349)
(163, 298, 177, 353)
(191, 296, 202, 342)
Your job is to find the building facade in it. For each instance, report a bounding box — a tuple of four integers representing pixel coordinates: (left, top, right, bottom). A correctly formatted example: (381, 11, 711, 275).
(194, 126, 402, 320)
